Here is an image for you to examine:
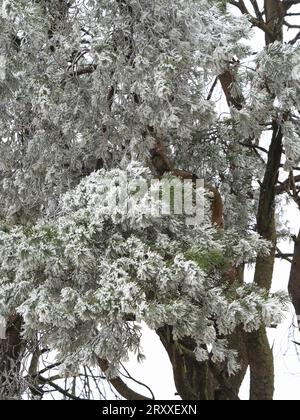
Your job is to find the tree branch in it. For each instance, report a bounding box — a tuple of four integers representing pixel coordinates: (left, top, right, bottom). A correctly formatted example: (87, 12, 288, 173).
(276, 248, 293, 263)
(276, 175, 300, 195)
(249, 0, 263, 21)
(229, 0, 277, 40)
(289, 30, 300, 45)
(97, 358, 152, 400)
(283, 0, 300, 11)
(38, 375, 84, 400)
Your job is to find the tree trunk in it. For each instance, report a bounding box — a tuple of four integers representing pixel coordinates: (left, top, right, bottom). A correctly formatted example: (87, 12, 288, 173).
(289, 231, 300, 329)
(264, 0, 284, 45)
(157, 326, 246, 400)
(156, 326, 216, 400)
(244, 2, 285, 400)
(0, 315, 24, 400)
(247, 123, 282, 400)
(247, 328, 274, 400)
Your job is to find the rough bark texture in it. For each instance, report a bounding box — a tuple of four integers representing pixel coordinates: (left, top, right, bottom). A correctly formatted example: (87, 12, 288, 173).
(289, 231, 300, 329)
(254, 123, 283, 290)
(0, 315, 24, 400)
(247, 328, 275, 400)
(264, 0, 285, 45)
(156, 326, 216, 400)
(157, 325, 246, 401)
(247, 111, 282, 403)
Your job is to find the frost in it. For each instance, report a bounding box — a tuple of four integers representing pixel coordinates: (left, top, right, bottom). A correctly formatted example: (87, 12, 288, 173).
(0, 0, 291, 378)
(0, 165, 287, 372)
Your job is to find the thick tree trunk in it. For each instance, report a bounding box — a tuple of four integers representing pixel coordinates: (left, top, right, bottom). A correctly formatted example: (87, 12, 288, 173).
(254, 123, 283, 290)
(157, 326, 246, 400)
(247, 123, 282, 400)
(0, 315, 24, 400)
(289, 231, 300, 329)
(247, 328, 274, 400)
(217, 327, 248, 400)
(156, 326, 216, 400)
(264, 0, 284, 44)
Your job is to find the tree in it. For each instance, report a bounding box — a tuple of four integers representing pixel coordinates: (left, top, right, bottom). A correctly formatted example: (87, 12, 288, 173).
(0, 0, 299, 400)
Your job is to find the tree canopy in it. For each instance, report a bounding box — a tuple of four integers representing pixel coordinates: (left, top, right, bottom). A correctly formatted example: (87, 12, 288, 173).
(0, 0, 300, 400)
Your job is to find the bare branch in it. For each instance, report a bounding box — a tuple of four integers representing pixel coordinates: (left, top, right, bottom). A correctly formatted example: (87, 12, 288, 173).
(229, 0, 276, 40)
(97, 358, 152, 400)
(38, 375, 84, 400)
(120, 364, 155, 400)
(289, 30, 300, 45)
(249, 0, 264, 21)
(276, 175, 300, 195)
(276, 248, 293, 263)
(206, 77, 219, 101)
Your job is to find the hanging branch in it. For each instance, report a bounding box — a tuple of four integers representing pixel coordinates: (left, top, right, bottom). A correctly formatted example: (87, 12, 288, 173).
(97, 358, 152, 401)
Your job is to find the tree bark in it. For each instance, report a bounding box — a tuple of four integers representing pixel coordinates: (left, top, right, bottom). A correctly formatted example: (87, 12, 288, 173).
(156, 325, 246, 400)
(264, 0, 285, 45)
(242, 2, 285, 401)
(0, 315, 24, 400)
(156, 326, 216, 400)
(289, 231, 300, 329)
(246, 122, 282, 401)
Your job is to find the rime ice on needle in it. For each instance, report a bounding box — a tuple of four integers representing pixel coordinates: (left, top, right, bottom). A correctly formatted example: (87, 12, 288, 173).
(0, 0, 296, 382)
